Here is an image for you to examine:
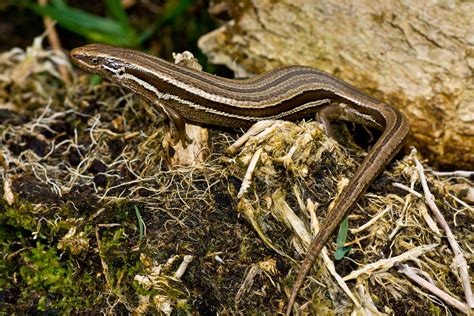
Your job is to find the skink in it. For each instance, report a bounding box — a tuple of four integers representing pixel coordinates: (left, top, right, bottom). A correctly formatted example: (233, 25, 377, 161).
(70, 44, 409, 315)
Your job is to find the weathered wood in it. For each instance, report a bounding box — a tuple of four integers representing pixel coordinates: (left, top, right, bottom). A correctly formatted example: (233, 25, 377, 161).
(199, 0, 474, 169)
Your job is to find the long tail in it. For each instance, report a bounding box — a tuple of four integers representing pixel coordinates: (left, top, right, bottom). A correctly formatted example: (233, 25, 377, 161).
(285, 105, 409, 315)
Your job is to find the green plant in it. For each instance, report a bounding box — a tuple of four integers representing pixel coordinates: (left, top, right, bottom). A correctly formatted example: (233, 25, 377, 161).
(334, 216, 351, 260)
(22, 0, 192, 47)
(19, 242, 78, 311)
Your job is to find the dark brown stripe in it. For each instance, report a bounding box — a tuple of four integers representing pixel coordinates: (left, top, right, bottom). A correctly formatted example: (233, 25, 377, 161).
(104, 46, 378, 101)
(125, 67, 386, 124)
(81, 44, 386, 109)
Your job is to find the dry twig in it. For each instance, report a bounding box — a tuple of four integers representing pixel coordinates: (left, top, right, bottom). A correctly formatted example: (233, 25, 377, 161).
(412, 149, 473, 308)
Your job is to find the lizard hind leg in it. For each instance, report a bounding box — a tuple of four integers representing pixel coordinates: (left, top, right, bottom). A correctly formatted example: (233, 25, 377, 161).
(317, 102, 384, 135)
(316, 102, 385, 148)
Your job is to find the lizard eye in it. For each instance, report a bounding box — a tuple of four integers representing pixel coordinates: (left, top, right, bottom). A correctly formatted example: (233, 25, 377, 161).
(91, 57, 100, 65)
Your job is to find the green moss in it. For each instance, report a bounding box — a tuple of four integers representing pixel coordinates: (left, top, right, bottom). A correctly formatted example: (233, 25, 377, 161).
(1, 203, 38, 232)
(428, 304, 442, 315)
(175, 299, 193, 314)
(19, 242, 80, 311)
(0, 197, 150, 312)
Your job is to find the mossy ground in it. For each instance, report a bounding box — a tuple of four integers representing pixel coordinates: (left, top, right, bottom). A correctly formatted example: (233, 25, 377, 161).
(0, 41, 471, 315)
(0, 40, 285, 314)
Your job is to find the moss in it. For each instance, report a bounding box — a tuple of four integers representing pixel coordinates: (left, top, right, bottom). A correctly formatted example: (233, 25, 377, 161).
(0, 201, 93, 312)
(19, 242, 81, 311)
(0, 197, 149, 313)
(1, 203, 39, 232)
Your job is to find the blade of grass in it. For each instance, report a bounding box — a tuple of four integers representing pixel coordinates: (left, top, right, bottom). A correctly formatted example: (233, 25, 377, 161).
(25, 2, 139, 47)
(334, 216, 351, 260)
(50, 0, 66, 9)
(138, 0, 193, 44)
(105, 0, 132, 32)
(134, 205, 145, 241)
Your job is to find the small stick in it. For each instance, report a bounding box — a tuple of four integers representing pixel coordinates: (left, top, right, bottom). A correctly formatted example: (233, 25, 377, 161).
(412, 149, 473, 308)
(395, 262, 470, 314)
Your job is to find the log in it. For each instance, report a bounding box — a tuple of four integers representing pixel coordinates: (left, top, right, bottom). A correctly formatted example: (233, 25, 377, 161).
(199, 0, 474, 169)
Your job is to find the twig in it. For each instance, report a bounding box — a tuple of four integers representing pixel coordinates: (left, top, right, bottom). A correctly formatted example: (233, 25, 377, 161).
(430, 170, 474, 178)
(174, 255, 193, 279)
(350, 205, 391, 234)
(392, 182, 423, 198)
(237, 147, 262, 198)
(395, 262, 470, 314)
(412, 149, 473, 308)
(343, 244, 438, 281)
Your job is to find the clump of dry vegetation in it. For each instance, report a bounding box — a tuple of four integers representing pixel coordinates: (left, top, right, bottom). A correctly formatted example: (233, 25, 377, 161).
(0, 37, 472, 315)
